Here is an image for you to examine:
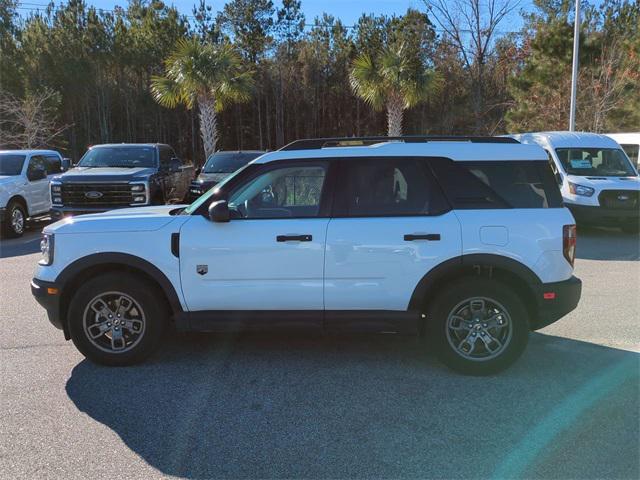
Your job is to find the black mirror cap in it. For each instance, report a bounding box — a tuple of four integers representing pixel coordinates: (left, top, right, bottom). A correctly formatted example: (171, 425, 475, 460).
(61, 158, 71, 171)
(208, 200, 230, 223)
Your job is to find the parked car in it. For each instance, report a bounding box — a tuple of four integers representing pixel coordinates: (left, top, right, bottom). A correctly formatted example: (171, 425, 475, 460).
(0, 149, 66, 237)
(187, 150, 265, 202)
(511, 132, 640, 233)
(50, 143, 194, 218)
(604, 132, 640, 168)
(31, 135, 582, 375)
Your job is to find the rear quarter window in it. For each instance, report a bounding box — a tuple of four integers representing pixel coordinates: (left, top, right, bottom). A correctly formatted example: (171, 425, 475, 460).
(429, 159, 563, 209)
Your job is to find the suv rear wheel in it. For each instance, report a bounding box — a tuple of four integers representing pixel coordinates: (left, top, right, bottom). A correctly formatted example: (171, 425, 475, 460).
(427, 278, 529, 375)
(68, 273, 167, 366)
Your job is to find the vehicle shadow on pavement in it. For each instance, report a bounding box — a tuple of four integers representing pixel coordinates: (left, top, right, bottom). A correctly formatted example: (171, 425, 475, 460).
(66, 332, 640, 480)
(0, 220, 50, 259)
(577, 227, 639, 261)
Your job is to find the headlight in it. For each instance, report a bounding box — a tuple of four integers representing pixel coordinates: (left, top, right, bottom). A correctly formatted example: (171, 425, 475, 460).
(51, 182, 62, 193)
(129, 182, 148, 204)
(568, 182, 595, 197)
(39, 233, 54, 266)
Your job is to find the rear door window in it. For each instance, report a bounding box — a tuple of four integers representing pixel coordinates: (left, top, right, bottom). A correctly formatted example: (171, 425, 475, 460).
(334, 157, 449, 217)
(429, 158, 563, 209)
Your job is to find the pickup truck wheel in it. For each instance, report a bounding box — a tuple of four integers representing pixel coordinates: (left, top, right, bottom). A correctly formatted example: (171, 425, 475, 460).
(2, 200, 26, 238)
(427, 278, 529, 375)
(68, 273, 167, 366)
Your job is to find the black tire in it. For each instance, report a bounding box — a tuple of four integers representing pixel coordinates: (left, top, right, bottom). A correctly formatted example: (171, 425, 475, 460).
(426, 277, 530, 375)
(67, 272, 168, 366)
(1, 199, 26, 238)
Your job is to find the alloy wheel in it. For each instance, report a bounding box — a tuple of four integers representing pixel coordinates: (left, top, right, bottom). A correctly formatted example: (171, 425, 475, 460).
(445, 297, 513, 361)
(82, 292, 146, 353)
(11, 207, 24, 235)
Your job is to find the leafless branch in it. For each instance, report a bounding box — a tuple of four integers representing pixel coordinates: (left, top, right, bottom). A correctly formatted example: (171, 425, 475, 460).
(0, 89, 70, 149)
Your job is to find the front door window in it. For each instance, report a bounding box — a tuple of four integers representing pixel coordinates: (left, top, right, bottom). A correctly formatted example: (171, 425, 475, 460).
(229, 165, 326, 218)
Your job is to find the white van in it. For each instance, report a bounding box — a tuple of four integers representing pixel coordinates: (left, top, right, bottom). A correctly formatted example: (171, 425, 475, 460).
(605, 133, 640, 168)
(511, 132, 639, 233)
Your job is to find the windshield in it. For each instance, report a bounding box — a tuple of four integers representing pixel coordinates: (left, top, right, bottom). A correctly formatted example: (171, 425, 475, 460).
(556, 148, 637, 177)
(183, 164, 252, 215)
(78, 146, 157, 168)
(0, 154, 26, 175)
(203, 152, 262, 173)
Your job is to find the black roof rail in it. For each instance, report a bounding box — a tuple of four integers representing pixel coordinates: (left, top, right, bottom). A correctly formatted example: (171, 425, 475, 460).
(279, 135, 519, 151)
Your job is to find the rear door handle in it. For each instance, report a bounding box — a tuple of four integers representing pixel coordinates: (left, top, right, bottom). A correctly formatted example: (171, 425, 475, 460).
(277, 234, 312, 242)
(404, 233, 441, 241)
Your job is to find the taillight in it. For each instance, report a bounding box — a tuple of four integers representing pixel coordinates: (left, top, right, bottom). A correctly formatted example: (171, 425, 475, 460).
(563, 224, 577, 267)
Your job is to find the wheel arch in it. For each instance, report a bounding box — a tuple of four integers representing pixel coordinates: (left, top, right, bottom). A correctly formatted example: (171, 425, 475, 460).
(7, 195, 29, 215)
(56, 253, 183, 338)
(409, 254, 542, 333)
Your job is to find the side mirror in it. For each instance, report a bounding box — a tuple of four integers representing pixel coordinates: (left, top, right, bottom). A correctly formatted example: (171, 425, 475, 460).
(169, 158, 181, 173)
(28, 167, 46, 181)
(208, 200, 230, 223)
(61, 158, 71, 172)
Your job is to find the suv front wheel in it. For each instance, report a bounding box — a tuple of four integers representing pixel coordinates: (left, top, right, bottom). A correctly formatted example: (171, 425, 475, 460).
(68, 273, 167, 366)
(427, 278, 529, 375)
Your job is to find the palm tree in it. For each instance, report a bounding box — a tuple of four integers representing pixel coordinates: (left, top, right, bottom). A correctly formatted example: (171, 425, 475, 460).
(350, 44, 442, 136)
(151, 39, 253, 162)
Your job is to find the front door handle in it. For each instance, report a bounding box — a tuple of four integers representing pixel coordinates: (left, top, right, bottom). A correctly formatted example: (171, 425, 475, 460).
(277, 234, 312, 242)
(404, 233, 441, 241)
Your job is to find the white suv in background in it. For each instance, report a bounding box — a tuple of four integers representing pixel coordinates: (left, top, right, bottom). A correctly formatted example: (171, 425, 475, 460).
(31, 136, 582, 375)
(0, 150, 65, 237)
(512, 132, 640, 233)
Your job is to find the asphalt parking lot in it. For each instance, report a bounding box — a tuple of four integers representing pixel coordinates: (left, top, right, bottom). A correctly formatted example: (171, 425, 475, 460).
(1, 224, 639, 479)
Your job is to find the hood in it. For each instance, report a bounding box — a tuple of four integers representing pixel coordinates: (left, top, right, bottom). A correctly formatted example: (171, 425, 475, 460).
(44, 204, 186, 235)
(197, 172, 230, 184)
(566, 174, 640, 190)
(56, 166, 156, 183)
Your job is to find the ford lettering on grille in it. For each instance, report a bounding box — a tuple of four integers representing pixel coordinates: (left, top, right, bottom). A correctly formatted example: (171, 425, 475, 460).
(85, 191, 104, 199)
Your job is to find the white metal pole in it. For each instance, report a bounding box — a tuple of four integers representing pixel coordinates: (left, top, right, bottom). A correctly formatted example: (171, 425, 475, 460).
(569, 0, 580, 131)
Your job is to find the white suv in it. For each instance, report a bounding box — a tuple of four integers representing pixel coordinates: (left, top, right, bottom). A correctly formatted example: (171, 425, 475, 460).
(31, 136, 582, 375)
(1, 150, 65, 237)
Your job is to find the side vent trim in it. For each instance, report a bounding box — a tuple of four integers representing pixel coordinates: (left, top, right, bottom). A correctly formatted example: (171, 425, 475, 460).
(171, 232, 180, 258)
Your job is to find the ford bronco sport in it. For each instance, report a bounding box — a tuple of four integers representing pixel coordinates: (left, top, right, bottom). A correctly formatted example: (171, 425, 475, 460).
(31, 136, 582, 375)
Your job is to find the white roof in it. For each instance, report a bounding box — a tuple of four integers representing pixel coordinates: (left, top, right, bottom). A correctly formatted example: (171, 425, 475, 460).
(511, 131, 621, 149)
(253, 140, 548, 163)
(0, 149, 61, 155)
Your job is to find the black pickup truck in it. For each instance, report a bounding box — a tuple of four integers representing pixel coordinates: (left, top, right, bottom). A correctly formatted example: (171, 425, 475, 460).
(50, 143, 194, 218)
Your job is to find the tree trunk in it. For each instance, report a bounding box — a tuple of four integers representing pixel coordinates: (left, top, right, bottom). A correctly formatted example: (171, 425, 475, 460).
(197, 95, 217, 165)
(387, 95, 404, 136)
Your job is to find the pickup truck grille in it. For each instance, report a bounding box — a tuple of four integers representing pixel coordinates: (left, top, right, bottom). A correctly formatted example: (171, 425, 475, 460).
(61, 183, 134, 207)
(598, 190, 639, 210)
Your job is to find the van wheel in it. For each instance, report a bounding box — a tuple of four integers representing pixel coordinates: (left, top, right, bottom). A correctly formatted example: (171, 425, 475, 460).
(426, 278, 529, 375)
(2, 200, 26, 238)
(67, 273, 167, 366)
